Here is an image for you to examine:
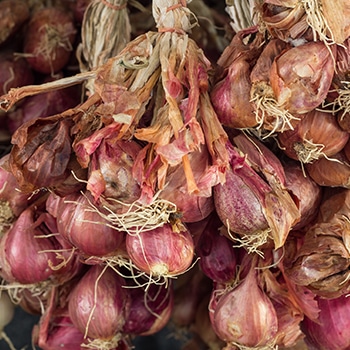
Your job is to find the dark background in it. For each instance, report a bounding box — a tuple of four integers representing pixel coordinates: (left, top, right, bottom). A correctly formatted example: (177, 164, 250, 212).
(1, 306, 185, 350)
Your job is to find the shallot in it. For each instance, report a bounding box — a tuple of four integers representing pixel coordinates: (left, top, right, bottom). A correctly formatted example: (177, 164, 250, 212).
(125, 223, 195, 279)
(23, 7, 77, 74)
(68, 265, 129, 347)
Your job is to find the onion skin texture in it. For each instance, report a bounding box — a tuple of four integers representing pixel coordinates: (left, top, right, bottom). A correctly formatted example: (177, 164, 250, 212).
(210, 261, 278, 347)
(0, 207, 81, 284)
(125, 223, 195, 277)
(0, 154, 33, 222)
(213, 142, 269, 235)
(270, 41, 335, 114)
(23, 7, 77, 74)
(86, 137, 142, 213)
(68, 265, 129, 340)
(37, 316, 86, 350)
(123, 280, 174, 336)
(303, 295, 350, 350)
(158, 144, 215, 222)
(211, 27, 265, 129)
(257, 2, 307, 42)
(286, 230, 350, 298)
(48, 192, 124, 258)
(278, 109, 349, 163)
(283, 160, 322, 230)
(214, 140, 299, 249)
(305, 151, 350, 188)
(7, 82, 80, 133)
(9, 115, 74, 193)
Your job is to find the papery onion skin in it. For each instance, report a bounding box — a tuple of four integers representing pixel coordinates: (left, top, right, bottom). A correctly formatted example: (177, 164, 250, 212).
(211, 262, 278, 347)
(213, 143, 269, 235)
(278, 109, 349, 163)
(285, 224, 350, 299)
(158, 144, 215, 223)
(47, 191, 124, 258)
(9, 115, 74, 193)
(270, 41, 335, 114)
(0, 154, 32, 225)
(37, 316, 86, 350)
(283, 159, 322, 230)
(210, 27, 265, 129)
(125, 223, 194, 277)
(0, 207, 79, 284)
(305, 150, 350, 188)
(303, 295, 350, 350)
(7, 80, 81, 133)
(68, 265, 129, 340)
(86, 137, 142, 214)
(257, 2, 308, 42)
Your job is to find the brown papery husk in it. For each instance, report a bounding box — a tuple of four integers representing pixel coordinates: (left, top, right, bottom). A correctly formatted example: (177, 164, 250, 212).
(131, 37, 229, 202)
(305, 150, 350, 188)
(77, 0, 131, 94)
(278, 108, 349, 163)
(318, 0, 350, 45)
(256, 1, 308, 42)
(5, 92, 101, 194)
(211, 26, 266, 129)
(270, 41, 335, 114)
(0, 154, 35, 233)
(258, 0, 350, 45)
(261, 267, 305, 348)
(157, 143, 215, 223)
(283, 159, 322, 230)
(284, 222, 350, 299)
(316, 188, 350, 252)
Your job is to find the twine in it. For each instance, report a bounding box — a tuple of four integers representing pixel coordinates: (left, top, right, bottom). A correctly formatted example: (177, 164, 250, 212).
(100, 0, 127, 11)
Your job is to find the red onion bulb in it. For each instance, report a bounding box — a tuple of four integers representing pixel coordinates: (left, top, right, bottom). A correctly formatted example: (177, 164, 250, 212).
(68, 265, 129, 342)
(126, 223, 194, 278)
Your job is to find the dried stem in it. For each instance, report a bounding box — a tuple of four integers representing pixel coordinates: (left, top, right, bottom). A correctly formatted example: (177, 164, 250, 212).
(152, 0, 195, 33)
(78, 0, 131, 94)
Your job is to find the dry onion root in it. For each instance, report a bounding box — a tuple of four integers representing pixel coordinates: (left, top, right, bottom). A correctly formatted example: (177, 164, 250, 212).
(255, 0, 350, 47)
